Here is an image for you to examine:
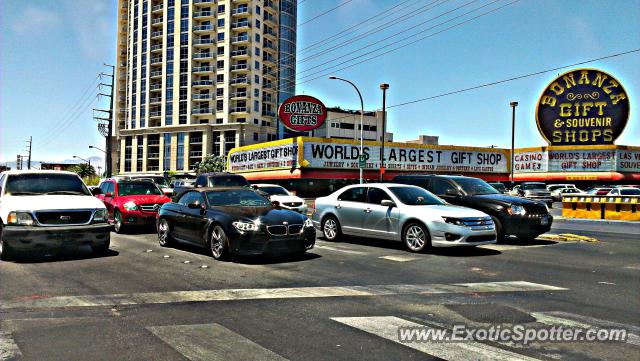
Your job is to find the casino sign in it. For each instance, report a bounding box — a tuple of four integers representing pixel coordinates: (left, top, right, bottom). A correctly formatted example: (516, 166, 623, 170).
(536, 69, 629, 146)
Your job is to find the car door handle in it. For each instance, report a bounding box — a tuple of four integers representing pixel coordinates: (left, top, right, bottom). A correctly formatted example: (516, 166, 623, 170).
(335, 204, 342, 209)
(364, 208, 372, 213)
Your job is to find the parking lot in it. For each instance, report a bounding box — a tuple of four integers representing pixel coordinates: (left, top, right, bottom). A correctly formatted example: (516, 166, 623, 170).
(1, 220, 638, 361)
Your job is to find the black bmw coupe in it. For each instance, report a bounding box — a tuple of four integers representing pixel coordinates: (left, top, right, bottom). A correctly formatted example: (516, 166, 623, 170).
(156, 188, 315, 260)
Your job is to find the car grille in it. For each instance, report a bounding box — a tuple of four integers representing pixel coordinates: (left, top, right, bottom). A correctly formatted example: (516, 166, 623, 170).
(35, 211, 93, 225)
(140, 203, 161, 212)
(266, 224, 304, 236)
(525, 203, 548, 216)
(283, 202, 303, 207)
(461, 217, 495, 231)
(466, 234, 496, 243)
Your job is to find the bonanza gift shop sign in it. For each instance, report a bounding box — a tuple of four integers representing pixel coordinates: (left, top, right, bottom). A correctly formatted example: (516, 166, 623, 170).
(536, 69, 629, 146)
(513, 147, 640, 173)
(278, 95, 328, 132)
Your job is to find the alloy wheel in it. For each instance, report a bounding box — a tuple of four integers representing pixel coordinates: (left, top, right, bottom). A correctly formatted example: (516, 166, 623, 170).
(323, 218, 337, 240)
(405, 225, 426, 251)
(114, 211, 122, 233)
(210, 226, 225, 259)
(158, 219, 170, 246)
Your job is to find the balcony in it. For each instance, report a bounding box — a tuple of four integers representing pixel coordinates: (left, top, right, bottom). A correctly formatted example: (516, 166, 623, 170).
(192, 80, 214, 87)
(149, 111, 162, 118)
(193, 52, 213, 59)
(190, 137, 203, 144)
(193, 24, 215, 33)
(151, 17, 163, 26)
(262, 96, 274, 103)
(262, 54, 276, 64)
(230, 91, 248, 99)
(231, 21, 250, 30)
(193, 93, 214, 101)
(194, 0, 215, 5)
(264, 15, 276, 25)
(148, 153, 160, 159)
(231, 8, 250, 16)
(192, 107, 214, 115)
(265, 2, 277, 11)
(231, 35, 249, 44)
(230, 107, 248, 114)
(189, 151, 203, 157)
(193, 38, 214, 46)
(194, 11, 214, 18)
(192, 65, 214, 73)
(120, 14, 128, 22)
(148, 140, 160, 146)
(151, 44, 163, 52)
(152, 4, 163, 13)
(262, 110, 276, 117)
(263, 70, 276, 79)
(263, 42, 277, 51)
(151, 57, 163, 65)
(231, 63, 249, 71)
(150, 70, 162, 78)
(149, 97, 162, 104)
(230, 77, 250, 85)
(151, 30, 163, 39)
(264, 28, 277, 38)
(231, 49, 250, 58)
(150, 83, 162, 91)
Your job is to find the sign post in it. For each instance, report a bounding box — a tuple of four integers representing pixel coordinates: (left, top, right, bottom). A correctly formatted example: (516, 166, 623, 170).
(359, 154, 367, 169)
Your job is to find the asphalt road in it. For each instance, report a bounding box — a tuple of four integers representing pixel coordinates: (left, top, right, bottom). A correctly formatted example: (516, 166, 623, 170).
(1, 220, 638, 361)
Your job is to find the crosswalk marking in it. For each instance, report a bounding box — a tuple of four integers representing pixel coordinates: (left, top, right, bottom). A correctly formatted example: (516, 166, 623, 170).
(0, 330, 22, 361)
(0, 281, 566, 310)
(147, 323, 287, 361)
(332, 316, 541, 361)
(532, 311, 640, 346)
(379, 255, 421, 262)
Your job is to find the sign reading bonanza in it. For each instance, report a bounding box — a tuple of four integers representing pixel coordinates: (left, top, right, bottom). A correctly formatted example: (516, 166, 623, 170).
(278, 95, 328, 132)
(536, 69, 629, 146)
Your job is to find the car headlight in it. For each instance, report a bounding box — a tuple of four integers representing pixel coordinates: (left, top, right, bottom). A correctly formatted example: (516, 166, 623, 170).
(7, 211, 35, 226)
(123, 201, 138, 211)
(507, 205, 526, 216)
(442, 217, 466, 226)
(232, 220, 259, 232)
(93, 209, 108, 223)
(304, 218, 313, 228)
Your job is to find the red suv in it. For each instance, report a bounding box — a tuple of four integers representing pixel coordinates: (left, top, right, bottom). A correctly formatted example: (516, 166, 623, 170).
(94, 179, 171, 233)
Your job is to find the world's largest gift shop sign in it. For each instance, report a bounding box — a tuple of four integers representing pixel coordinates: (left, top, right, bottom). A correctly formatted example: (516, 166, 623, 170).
(228, 137, 509, 174)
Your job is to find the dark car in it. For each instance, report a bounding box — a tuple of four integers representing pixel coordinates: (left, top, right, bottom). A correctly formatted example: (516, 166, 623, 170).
(488, 182, 507, 194)
(392, 175, 552, 240)
(172, 173, 249, 196)
(157, 188, 315, 259)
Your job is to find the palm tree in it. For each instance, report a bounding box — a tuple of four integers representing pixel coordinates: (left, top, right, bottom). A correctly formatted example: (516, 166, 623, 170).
(72, 163, 96, 178)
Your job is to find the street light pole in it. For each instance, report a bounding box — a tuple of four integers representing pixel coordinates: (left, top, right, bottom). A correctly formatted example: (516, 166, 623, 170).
(73, 155, 91, 167)
(510, 101, 518, 184)
(379, 83, 389, 182)
(329, 76, 365, 184)
(89, 145, 106, 154)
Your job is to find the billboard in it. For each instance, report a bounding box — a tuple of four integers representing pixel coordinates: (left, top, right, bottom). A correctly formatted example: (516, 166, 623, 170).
(513, 146, 640, 173)
(536, 69, 629, 146)
(278, 95, 328, 132)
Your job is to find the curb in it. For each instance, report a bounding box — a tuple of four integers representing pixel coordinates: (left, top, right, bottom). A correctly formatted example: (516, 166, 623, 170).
(553, 217, 638, 225)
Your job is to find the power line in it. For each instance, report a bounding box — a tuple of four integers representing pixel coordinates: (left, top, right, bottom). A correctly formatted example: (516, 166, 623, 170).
(42, 90, 98, 147)
(298, 0, 356, 27)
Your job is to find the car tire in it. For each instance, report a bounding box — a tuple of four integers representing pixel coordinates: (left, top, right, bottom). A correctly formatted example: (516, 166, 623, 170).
(92, 237, 110, 255)
(321, 215, 342, 242)
(491, 216, 504, 242)
(402, 222, 431, 253)
(113, 209, 125, 234)
(0, 226, 15, 261)
(157, 218, 174, 247)
(208, 225, 229, 261)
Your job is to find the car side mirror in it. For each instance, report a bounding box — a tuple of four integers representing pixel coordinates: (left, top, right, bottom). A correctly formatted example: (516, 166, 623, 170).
(381, 200, 396, 207)
(91, 188, 102, 196)
(188, 201, 201, 209)
(105, 192, 113, 197)
(445, 189, 460, 197)
(251, 185, 259, 190)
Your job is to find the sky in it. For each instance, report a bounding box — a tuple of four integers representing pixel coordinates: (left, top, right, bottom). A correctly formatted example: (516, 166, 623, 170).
(1, 0, 639, 166)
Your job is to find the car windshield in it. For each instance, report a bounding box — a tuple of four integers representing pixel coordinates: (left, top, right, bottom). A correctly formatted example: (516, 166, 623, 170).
(521, 183, 547, 190)
(490, 183, 506, 191)
(4, 173, 90, 196)
(206, 189, 271, 207)
(208, 176, 249, 187)
(620, 189, 640, 195)
(388, 186, 444, 206)
(258, 186, 289, 196)
(132, 176, 169, 187)
(454, 178, 499, 195)
(118, 182, 163, 196)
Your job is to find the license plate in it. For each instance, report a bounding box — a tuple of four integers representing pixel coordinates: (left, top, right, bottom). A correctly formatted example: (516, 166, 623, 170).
(540, 216, 549, 225)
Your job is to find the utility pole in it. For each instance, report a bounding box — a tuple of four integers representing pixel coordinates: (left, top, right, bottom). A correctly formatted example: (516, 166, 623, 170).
(379, 83, 389, 182)
(25, 136, 32, 169)
(94, 64, 115, 178)
(16, 155, 22, 170)
(510, 101, 518, 184)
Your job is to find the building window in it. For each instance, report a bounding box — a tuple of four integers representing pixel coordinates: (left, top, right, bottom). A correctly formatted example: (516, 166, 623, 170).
(213, 131, 221, 156)
(254, 100, 260, 112)
(256, 5, 261, 14)
(136, 135, 144, 172)
(217, 4, 225, 14)
(254, 60, 260, 70)
(163, 133, 172, 171)
(176, 132, 184, 170)
(217, 60, 224, 69)
(216, 88, 224, 97)
(254, 89, 260, 97)
(217, 46, 224, 55)
(217, 32, 225, 41)
(216, 100, 224, 111)
(254, 74, 260, 84)
(255, 33, 260, 42)
(254, 118, 259, 125)
(255, 19, 260, 28)
(255, 47, 260, 56)
(124, 136, 132, 172)
(216, 118, 223, 124)
(216, 74, 224, 83)
(253, 133, 259, 141)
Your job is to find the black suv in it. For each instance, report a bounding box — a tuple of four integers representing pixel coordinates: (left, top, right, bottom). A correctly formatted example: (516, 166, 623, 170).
(172, 173, 249, 197)
(393, 175, 552, 240)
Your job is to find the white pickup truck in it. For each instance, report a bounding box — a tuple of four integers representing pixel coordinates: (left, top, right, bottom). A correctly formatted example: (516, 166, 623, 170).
(0, 170, 111, 260)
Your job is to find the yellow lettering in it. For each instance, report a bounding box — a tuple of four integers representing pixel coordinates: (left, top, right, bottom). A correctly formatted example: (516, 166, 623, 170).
(581, 102, 593, 116)
(563, 73, 577, 89)
(578, 70, 590, 85)
(602, 80, 619, 94)
(559, 103, 572, 116)
(579, 130, 589, 142)
(565, 130, 576, 143)
(592, 72, 607, 88)
(550, 82, 565, 96)
(594, 101, 607, 115)
(610, 92, 626, 105)
(591, 129, 602, 141)
(603, 129, 613, 142)
(554, 119, 564, 128)
(606, 117, 612, 126)
(541, 95, 556, 107)
(553, 130, 562, 143)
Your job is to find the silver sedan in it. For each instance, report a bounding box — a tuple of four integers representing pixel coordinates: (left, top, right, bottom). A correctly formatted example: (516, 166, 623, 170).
(311, 184, 496, 252)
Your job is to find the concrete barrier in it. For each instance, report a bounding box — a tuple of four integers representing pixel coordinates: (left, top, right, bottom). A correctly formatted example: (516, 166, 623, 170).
(562, 195, 639, 221)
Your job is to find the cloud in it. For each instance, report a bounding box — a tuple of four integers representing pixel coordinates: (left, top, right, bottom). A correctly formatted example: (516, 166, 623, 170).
(63, 0, 113, 60)
(11, 6, 61, 35)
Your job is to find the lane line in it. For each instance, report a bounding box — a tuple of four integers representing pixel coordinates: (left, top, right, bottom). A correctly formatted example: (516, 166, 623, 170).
(0, 281, 566, 310)
(147, 323, 287, 361)
(379, 255, 421, 262)
(532, 312, 640, 346)
(0, 330, 22, 361)
(332, 316, 541, 361)
(313, 244, 368, 255)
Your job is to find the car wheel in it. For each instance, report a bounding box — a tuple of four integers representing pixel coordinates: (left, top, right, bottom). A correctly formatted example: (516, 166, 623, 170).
(92, 237, 110, 255)
(491, 216, 504, 242)
(0, 226, 14, 261)
(157, 218, 174, 247)
(321, 215, 342, 241)
(402, 222, 431, 252)
(209, 225, 229, 260)
(113, 210, 125, 234)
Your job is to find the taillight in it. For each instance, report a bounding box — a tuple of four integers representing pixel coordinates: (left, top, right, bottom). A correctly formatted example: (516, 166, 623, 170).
(312, 200, 315, 210)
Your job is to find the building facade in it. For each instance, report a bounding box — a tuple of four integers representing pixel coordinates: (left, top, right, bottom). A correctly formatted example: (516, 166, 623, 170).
(312, 108, 393, 142)
(114, 0, 295, 174)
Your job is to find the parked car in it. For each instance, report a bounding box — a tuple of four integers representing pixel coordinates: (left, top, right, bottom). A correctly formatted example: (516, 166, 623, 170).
(129, 175, 173, 197)
(157, 188, 315, 259)
(312, 183, 496, 252)
(94, 179, 171, 233)
(547, 184, 578, 192)
(173, 173, 250, 196)
(488, 182, 507, 194)
(512, 182, 553, 206)
(607, 187, 640, 196)
(614, 184, 640, 189)
(251, 184, 307, 214)
(586, 188, 613, 195)
(392, 175, 552, 240)
(0, 170, 111, 260)
(551, 187, 582, 202)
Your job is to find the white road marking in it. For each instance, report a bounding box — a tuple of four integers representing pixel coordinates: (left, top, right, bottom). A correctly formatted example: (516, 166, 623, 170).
(379, 255, 421, 262)
(532, 311, 640, 346)
(147, 323, 287, 361)
(0, 281, 566, 310)
(479, 243, 574, 251)
(313, 244, 367, 255)
(332, 316, 541, 361)
(0, 330, 22, 361)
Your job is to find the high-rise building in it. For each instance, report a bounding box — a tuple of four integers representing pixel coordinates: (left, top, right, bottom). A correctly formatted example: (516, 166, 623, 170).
(113, 0, 296, 174)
